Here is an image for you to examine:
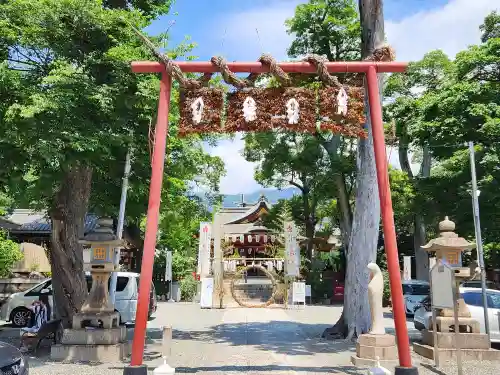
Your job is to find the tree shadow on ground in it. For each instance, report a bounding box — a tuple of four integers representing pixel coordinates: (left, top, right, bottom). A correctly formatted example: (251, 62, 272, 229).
(174, 364, 364, 373)
(171, 320, 357, 357)
(383, 311, 414, 322)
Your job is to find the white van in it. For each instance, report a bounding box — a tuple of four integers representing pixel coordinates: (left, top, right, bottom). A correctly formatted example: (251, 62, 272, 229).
(0, 271, 157, 327)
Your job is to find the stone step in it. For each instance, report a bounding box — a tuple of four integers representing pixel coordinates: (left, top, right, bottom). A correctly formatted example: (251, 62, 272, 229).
(51, 342, 131, 363)
(413, 343, 500, 361)
(61, 327, 127, 345)
(421, 330, 490, 349)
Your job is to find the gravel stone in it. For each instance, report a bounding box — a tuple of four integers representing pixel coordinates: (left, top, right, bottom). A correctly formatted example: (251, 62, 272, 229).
(2, 303, 498, 375)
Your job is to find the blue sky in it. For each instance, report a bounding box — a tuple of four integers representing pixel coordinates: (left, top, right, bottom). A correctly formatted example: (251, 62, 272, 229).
(146, 0, 497, 195)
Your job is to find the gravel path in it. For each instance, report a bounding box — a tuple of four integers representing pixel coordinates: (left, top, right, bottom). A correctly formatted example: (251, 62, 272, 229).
(4, 303, 499, 374)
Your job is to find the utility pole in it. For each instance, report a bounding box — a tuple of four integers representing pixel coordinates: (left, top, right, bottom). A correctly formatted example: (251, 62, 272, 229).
(468, 142, 490, 338)
(110, 146, 133, 305)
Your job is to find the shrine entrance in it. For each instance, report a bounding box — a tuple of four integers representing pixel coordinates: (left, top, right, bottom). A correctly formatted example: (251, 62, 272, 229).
(213, 194, 284, 308)
(125, 22, 414, 373)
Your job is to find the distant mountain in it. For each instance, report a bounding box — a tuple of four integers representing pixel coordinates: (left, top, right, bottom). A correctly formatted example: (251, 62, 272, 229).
(222, 187, 300, 207)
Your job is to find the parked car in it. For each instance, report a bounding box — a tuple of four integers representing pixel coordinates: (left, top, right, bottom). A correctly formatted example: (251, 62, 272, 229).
(0, 341, 29, 375)
(461, 280, 498, 290)
(402, 279, 430, 316)
(413, 287, 500, 343)
(0, 272, 157, 328)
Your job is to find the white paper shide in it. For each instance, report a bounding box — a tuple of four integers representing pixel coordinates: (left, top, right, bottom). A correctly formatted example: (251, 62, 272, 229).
(190, 97, 204, 124)
(242, 96, 257, 122)
(285, 98, 300, 124)
(336, 87, 348, 116)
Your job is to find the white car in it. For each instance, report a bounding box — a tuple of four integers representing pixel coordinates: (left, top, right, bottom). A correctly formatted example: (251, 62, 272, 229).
(413, 287, 500, 343)
(402, 280, 430, 316)
(0, 272, 157, 327)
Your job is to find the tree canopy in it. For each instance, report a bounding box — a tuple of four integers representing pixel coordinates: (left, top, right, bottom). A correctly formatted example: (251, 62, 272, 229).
(384, 12, 500, 268)
(0, 0, 224, 323)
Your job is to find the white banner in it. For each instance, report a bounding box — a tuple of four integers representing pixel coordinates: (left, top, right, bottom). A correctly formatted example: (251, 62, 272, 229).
(292, 282, 306, 303)
(284, 221, 299, 276)
(403, 256, 412, 281)
(165, 250, 172, 281)
(197, 222, 212, 278)
(200, 277, 214, 308)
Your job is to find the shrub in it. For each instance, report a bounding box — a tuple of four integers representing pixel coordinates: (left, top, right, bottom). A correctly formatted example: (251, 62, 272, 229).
(0, 231, 23, 277)
(179, 274, 198, 302)
(382, 270, 391, 307)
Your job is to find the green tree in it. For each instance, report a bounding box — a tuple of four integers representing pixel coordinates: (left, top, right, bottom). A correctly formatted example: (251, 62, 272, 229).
(0, 0, 223, 324)
(285, 0, 361, 243)
(244, 132, 334, 260)
(285, 0, 383, 339)
(385, 11, 500, 271)
(285, 0, 360, 61)
(384, 50, 454, 279)
(0, 230, 23, 277)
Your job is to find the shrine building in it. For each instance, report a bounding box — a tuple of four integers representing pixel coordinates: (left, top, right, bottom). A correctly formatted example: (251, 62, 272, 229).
(215, 195, 280, 262)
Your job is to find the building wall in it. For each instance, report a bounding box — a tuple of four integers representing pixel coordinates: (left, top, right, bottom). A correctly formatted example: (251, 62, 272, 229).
(12, 242, 51, 273)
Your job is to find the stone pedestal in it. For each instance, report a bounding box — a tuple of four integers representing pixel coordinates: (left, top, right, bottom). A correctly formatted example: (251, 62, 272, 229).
(351, 334, 399, 367)
(51, 326, 130, 362)
(413, 318, 500, 361)
(72, 311, 120, 329)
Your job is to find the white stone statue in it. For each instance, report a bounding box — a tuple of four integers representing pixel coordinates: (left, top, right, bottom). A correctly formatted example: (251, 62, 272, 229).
(242, 96, 257, 122)
(336, 87, 348, 116)
(367, 262, 385, 335)
(285, 98, 300, 124)
(190, 97, 204, 124)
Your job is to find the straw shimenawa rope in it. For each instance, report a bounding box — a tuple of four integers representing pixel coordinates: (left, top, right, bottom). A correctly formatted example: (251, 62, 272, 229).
(210, 56, 254, 89)
(303, 54, 342, 88)
(256, 53, 292, 86)
(126, 19, 211, 89)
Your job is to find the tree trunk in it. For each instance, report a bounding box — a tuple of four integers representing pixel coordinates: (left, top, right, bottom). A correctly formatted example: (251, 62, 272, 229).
(333, 173, 352, 247)
(323, 0, 384, 340)
(301, 189, 315, 261)
(320, 136, 353, 247)
(399, 142, 431, 280)
(49, 164, 92, 327)
(414, 145, 431, 280)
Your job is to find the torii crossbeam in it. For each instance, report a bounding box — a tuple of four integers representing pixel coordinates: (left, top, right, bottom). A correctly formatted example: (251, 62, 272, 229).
(125, 59, 415, 375)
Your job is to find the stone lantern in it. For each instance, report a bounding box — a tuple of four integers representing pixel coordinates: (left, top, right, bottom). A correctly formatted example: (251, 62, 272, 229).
(413, 216, 500, 362)
(76, 218, 123, 327)
(421, 216, 476, 317)
(51, 218, 129, 363)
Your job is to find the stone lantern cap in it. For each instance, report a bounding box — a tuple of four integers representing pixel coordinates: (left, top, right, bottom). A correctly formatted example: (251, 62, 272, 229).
(79, 217, 124, 246)
(421, 216, 476, 253)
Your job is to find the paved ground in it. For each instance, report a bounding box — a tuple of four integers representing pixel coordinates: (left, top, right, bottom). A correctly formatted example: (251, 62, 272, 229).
(2, 303, 499, 374)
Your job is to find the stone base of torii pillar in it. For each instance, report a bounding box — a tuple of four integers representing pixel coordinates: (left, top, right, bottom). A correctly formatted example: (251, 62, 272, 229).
(350, 263, 399, 368)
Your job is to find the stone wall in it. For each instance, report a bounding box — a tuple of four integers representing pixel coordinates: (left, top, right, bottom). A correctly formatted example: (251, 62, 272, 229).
(0, 277, 46, 304)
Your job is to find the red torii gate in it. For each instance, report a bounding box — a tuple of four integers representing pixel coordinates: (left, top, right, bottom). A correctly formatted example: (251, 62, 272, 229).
(125, 59, 416, 375)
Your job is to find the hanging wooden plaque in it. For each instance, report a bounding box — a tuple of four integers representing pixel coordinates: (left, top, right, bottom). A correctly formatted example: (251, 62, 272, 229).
(225, 88, 317, 133)
(179, 88, 224, 136)
(319, 86, 367, 138)
(225, 88, 272, 133)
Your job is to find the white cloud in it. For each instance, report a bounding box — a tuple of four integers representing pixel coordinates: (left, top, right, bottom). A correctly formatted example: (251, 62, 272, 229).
(206, 0, 497, 194)
(207, 135, 262, 195)
(386, 0, 498, 62)
(207, 1, 301, 61)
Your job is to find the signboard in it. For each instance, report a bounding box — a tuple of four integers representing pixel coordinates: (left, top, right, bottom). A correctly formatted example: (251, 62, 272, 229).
(430, 262, 454, 309)
(292, 282, 306, 303)
(197, 222, 212, 278)
(284, 221, 299, 277)
(429, 257, 437, 269)
(200, 277, 214, 308)
(403, 256, 412, 281)
(165, 250, 172, 281)
(305, 284, 312, 297)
